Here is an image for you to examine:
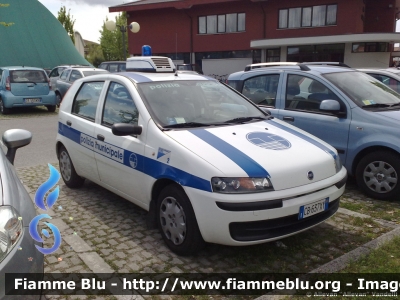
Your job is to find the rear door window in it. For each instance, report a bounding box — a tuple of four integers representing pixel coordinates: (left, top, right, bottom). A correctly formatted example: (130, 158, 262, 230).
(60, 69, 71, 80)
(109, 64, 119, 72)
(242, 74, 279, 106)
(10, 70, 47, 83)
(72, 82, 104, 122)
(70, 70, 83, 82)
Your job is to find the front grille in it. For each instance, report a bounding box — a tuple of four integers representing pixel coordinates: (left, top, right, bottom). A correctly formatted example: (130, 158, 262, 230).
(229, 198, 340, 241)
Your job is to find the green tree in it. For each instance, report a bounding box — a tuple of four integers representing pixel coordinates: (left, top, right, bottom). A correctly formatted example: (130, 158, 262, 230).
(85, 43, 105, 67)
(0, 3, 13, 26)
(57, 5, 75, 44)
(99, 12, 128, 61)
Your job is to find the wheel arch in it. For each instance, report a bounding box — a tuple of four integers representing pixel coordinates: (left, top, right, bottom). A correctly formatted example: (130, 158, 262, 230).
(55, 141, 64, 159)
(351, 146, 400, 175)
(147, 178, 183, 229)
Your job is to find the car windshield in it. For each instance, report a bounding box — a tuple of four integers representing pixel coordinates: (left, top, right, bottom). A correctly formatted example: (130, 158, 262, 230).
(137, 80, 266, 127)
(177, 65, 192, 71)
(323, 71, 400, 107)
(10, 70, 47, 83)
(82, 70, 108, 76)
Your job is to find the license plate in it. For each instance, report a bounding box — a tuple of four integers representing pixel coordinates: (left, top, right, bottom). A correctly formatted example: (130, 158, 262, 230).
(299, 197, 329, 219)
(24, 98, 41, 103)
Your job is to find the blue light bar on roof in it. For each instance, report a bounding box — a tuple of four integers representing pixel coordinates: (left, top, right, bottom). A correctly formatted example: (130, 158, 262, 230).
(142, 45, 152, 56)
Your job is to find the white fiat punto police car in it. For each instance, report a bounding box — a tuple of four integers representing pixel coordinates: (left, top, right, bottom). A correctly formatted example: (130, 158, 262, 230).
(56, 56, 347, 255)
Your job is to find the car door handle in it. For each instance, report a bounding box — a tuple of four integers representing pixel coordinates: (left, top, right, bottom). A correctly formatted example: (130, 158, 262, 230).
(97, 134, 105, 141)
(283, 116, 294, 122)
(66, 121, 72, 126)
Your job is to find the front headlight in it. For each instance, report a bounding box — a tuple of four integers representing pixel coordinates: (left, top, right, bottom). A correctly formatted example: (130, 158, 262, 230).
(334, 154, 342, 173)
(211, 177, 274, 193)
(0, 206, 23, 263)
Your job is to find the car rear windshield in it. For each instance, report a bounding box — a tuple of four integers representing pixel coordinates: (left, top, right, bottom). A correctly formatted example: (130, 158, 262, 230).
(10, 70, 47, 83)
(82, 70, 108, 77)
(324, 71, 400, 106)
(137, 80, 265, 127)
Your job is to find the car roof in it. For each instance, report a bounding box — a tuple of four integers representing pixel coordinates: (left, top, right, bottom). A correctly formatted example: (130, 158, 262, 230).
(358, 68, 400, 77)
(1, 66, 46, 71)
(78, 71, 214, 84)
(101, 61, 126, 64)
(230, 65, 355, 78)
(64, 67, 108, 72)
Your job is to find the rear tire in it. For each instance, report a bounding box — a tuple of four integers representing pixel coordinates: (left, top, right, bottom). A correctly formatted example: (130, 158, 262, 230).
(56, 93, 62, 107)
(157, 184, 205, 255)
(0, 98, 11, 115)
(58, 145, 85, 188)
(356, 151, 400, 200)
(46, 105, 56, 112)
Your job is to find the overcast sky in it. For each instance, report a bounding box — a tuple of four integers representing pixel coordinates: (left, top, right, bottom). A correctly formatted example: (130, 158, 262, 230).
(38, 0, 127, 43)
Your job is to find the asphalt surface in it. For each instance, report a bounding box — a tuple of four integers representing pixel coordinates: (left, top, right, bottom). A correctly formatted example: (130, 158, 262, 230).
(0, 115, 58, 167)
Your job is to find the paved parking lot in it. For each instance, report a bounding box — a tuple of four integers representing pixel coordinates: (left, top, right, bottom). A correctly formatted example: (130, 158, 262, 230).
(15, 162, 400, 299)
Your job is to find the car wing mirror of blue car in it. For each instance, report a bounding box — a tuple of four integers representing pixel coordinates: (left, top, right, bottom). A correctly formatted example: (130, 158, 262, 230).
(320, 99, 340, 112)
(112, 123, 142, 136)
(2, 129, 32, 165)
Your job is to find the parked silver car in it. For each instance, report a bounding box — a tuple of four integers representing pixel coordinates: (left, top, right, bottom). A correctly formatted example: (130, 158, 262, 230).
(0, 129, 43, 299)
(358, 68, 400, 94)
(55, 67, 109, 105)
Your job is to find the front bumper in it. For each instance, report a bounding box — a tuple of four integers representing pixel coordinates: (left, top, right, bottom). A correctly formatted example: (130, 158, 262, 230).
(185, 167, 347, 246)
(0, 227, 44, 300)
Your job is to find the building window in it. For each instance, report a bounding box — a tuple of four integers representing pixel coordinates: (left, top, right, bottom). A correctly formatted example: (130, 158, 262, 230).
(279, 4, 337, 29)
(267, 49, 281, 62)
(198, 13, 245, 34)
(352, 43, 388, 53)
(287, 44, 345, 62)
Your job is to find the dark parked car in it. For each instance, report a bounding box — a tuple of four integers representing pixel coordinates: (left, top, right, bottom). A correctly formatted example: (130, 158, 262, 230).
(0, 129, 44, 299)
(55, 67, 108, 104)
(98, 61, 126, 73)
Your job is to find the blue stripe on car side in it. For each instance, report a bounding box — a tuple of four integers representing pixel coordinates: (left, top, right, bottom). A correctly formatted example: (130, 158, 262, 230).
(268, 120, 337, 159)
(58, 122, 212, 192)
(190, 129, 270, 178)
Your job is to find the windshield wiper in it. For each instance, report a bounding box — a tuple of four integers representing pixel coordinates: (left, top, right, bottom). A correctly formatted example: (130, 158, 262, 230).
(361, 103, 391, 109)
(24, 81, 38, 85)
(163, 122, 211, 129)
(224, 116, 268, 124)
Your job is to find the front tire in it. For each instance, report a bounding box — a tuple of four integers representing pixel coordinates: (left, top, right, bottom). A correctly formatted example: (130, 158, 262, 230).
(157, 184, 205, 255)
(0, 98, 11, 115)
(58, 145, 85, 188)
(356, 151, 400, 200)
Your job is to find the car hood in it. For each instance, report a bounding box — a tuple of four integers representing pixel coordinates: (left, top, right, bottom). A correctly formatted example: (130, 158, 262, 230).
(375, 109, 400, 121)
(165, 119, 338, 191)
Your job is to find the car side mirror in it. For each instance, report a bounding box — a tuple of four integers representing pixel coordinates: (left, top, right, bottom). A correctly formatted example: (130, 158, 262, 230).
(2, 129, 32, 165)
(320, 100, 340, 112)
(112, 123, 142, 136)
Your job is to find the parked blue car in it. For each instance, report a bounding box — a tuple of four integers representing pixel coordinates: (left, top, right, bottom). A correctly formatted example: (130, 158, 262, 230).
(228, 63, 400, 200)
(0, 66, 57, 114)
